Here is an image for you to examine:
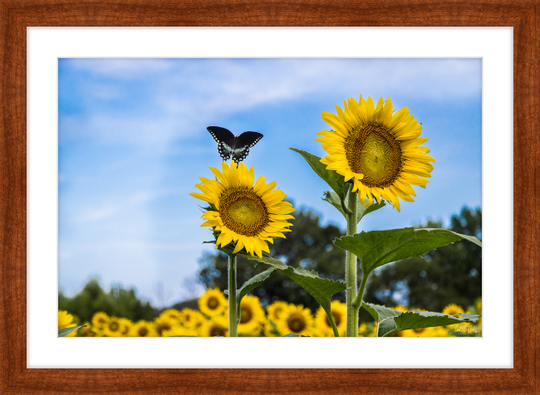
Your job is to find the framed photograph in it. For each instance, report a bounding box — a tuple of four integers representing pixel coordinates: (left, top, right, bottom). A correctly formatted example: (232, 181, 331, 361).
(2, 1, 539, 394)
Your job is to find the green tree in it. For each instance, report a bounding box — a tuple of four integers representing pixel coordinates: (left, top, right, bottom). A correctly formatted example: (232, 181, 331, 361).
(363, 207, 482, 312)
(198, 208, 346, 310)
(58, 278, 156, 323)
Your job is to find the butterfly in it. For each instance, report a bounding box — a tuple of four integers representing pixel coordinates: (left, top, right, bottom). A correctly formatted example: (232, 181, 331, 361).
(207, 126, 263, 163)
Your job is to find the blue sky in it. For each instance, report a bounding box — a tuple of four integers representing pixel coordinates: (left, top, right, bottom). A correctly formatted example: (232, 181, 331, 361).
(58, 58, 481, 307)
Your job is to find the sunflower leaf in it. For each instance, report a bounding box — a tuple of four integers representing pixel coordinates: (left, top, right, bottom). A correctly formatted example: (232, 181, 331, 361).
(357, 198, 386, 223)
(243, 254, 346, 336)
(335, 227, 482, 275)
(236, 267, 276, 320)
(58, 325, 86, 337)
(324, 191, 387, 223)
(290, 148, 347, 199)
(322, 191, 347, 218)
(362, 302, 480, 337)
(282, 333, 311, 337)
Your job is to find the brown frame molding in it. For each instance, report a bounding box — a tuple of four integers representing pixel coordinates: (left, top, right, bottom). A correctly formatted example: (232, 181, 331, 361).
(1, 1, 538, 394)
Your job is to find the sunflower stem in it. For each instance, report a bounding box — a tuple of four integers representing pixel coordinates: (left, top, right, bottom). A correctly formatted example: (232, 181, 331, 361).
(329, 310, 340, 337)
(352, 270, 368, 315)
(227, 252, 238, 337)
(345, 189, 358, 337)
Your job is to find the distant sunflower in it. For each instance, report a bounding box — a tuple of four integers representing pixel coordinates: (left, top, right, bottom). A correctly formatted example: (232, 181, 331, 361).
(159, 309, 182, 325)
(103, 317, 123, 337)
(78, 323, 96, 337)
(442, 304, 464, 317)
(118, 318, 133, 336)
(162, 326, 197, 337)
(266, 301, 290, 323)
(91, 312, 109, 329)
(315, 301, 346, 337)
(200, 316, 229, 337)
(154, 316, 176, 337)
(276, 305, 314, 337)
(178, 308, 205, 329)
(316, 96, 435, 211)
(475, 298, 482, 315)
(191, 161, 295, 258)
(129, 320, 158, 337)
(199, 288, 228, 317)
(238, 295, 266, 336)
(58, 310, 78, 338)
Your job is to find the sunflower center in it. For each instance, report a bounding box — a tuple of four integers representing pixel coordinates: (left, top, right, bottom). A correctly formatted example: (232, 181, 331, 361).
(139, 327, 149, 336)
(210, 325, 226, 337)
(109, 322, 119, 332)
(207, 296, 220, 310)
(287, 314, 306, 333)
(325, 311, 341, 327)
(219, 188, 269, 236)
(240, 307, 253, 324)
(345, 124, 402, 188)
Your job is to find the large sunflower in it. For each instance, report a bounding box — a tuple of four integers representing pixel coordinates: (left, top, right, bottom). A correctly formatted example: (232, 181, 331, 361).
(191, 161, 295, 258)
(238, 295, 266, 336)
(316, 96, 435, 211)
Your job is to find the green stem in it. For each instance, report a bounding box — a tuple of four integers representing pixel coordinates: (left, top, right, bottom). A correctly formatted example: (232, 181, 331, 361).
(352, 270, 368, 313)
(227, 252, 238, 337)
(345, 190, 358, 337)
(328, 309, 340, 337)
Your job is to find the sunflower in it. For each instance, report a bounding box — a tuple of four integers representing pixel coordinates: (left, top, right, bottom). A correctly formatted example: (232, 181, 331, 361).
(118, 318, 133, 336)
(78, 323, 97, 337)
(58, 311, 78, 337)
(442, 303, 465, 317)
(129, 320, 158, 337)
(178, 308, 205, 329)
(154, 316, 177, 337)
(162, 326, 198, 337)
(266, 301, 290, 323)
(103, 317, 124, 337)
(263, 321, 280, 337)
(159, 308, 182, 325)
(475, 298, 482, 315)
(199, 288, 228, 317)
(275, 304, 314, 337)
(91, 312, 109, 329)
(316, 96, 435, 212)
(191, 161, 295, 258)
(315, 301, 346, 337)
(358, 323, 369, 337)
(238, 295, 266, 336)
(200, 316, 229, 337)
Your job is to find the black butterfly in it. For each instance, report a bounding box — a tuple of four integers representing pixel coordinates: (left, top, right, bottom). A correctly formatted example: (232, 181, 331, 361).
(207, 126, 263, 163)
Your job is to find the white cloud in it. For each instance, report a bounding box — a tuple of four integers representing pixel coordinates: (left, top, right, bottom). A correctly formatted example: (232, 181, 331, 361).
(60, 58, 481, 146)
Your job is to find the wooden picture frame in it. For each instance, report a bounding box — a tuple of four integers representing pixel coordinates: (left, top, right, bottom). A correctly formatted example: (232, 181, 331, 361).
(1, 1, 538, 393)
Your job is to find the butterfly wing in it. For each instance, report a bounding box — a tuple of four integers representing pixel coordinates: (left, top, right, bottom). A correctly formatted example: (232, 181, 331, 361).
(207, 126, 235, 161)
(231, 131, 263, 163)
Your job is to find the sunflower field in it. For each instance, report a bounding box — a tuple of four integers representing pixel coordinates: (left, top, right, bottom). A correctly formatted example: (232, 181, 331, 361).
(59, 288, 482, 337)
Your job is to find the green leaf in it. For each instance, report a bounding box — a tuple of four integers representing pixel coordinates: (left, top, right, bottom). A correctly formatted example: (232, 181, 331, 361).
(290, 148, 347, 199)
(362, 302, 481, 337)
(58, 325, 86, 337)
(323, 191, 387, 223)
(282, 333, 311, 337)
(236, 267, 276, 320)
(243, 253, 346, 336)
(335, 227, 482, 275)
(357, 198, 386, 223)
